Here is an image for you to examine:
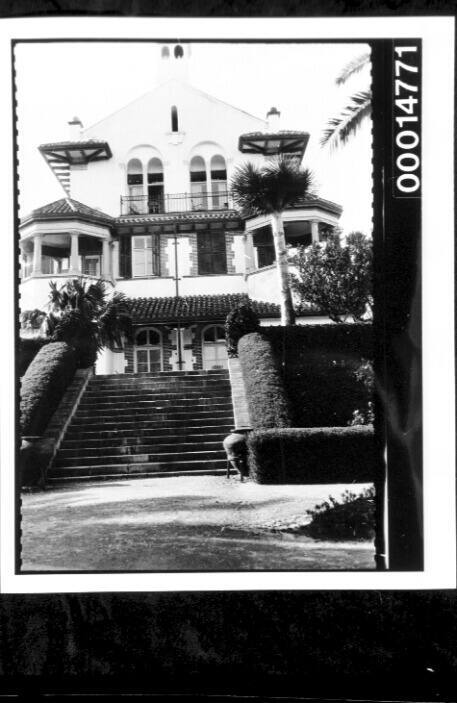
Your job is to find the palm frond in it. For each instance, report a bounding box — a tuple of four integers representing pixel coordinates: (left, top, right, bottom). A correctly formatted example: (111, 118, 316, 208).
(230, 157, 315, 215)
(335, 52, 371, 86)
(320, 91, 372, 149)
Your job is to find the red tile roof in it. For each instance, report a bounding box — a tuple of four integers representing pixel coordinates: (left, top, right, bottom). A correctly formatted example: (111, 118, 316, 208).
(21, 198, 113, 226)
(128, 294, 281, 322)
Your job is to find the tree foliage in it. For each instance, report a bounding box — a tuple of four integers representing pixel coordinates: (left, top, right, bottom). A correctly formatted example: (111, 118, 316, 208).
(230, 157, 315, 215)
(225, 303, 260, 358)
(230, 157, 315, 326)
(321, 52, 371, 150)
(290, 231, 373, 323)
(43, 278, 132, 367)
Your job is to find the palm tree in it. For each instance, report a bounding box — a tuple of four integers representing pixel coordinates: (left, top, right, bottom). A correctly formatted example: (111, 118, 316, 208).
(43, 278, 132, 367)
(320, 52, 371, 149)
(230, 157, 314, 325)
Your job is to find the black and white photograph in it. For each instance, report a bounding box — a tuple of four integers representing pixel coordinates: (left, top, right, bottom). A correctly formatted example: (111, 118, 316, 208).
(0, 17, 454, 590)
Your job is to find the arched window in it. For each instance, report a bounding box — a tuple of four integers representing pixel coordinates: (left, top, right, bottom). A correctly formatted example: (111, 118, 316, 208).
(202, 325, 228, 370)
(147, 157, 164, 214)
(171, 106, 179, 133)
(134, 327, 162, 373)
(210, 155, 228, 209)
(161, 46, 170, 58)
(190, 155, 207, 210)
(174, 44, 184, 59)
(126, 158, 144, 213)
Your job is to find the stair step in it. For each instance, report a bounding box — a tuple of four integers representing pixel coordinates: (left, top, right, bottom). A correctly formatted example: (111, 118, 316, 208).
(91, 370, 229, 383)
(57, 441, 223, 458)
(77, 397, 232, 411)
(48, 458, 229, 479)
(47, 468, 234, 484)
(70, 412, 234, 428)
(55, 448, 226, 468)
(82, 387, 231, 400)
(61, 425, 233, 449)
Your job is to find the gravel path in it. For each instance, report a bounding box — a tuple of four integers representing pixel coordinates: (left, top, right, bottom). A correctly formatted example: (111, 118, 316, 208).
(21, 475, 375, 571)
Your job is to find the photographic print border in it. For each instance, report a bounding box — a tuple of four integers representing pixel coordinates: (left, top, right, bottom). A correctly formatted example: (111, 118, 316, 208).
(0, 16, 454, 592)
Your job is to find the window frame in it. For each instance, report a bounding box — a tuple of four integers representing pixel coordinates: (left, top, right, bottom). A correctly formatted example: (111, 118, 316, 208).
(131, 234, 161, 278)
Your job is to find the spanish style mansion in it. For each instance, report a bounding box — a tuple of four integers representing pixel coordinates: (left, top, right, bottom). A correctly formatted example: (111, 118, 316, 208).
(20, 44, 342, 375)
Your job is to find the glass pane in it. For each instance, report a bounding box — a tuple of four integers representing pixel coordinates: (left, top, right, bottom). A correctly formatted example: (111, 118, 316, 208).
(204, 327, 215, 342)
(149, 349, 161, 372)
(148, 329, 161, 345)
(136, 330, 147, 346)
(136, 349, 148, 372)
(215, 326, 225, 341)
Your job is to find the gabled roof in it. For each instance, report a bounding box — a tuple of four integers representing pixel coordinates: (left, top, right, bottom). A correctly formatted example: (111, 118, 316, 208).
(84, 78, 267, 135)
(128, 294, 280, 323)
(21, 198, 113, 227)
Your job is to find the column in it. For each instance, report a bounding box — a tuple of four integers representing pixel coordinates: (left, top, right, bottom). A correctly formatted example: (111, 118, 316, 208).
(32, 234, 42, 275)
(69, 232, 79, 273)
(205, 163, 212, 209)
(311, 220, 320, 244)
(102, 239, 110, 278)
(112, 240, 120, 279)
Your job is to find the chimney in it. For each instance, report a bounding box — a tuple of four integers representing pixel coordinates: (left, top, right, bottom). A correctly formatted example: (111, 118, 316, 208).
(68, 116, 83, 140)
(266, 107, 281, 132)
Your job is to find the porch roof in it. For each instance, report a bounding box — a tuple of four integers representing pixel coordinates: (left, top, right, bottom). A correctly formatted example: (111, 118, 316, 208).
(127, 294, 281, 323)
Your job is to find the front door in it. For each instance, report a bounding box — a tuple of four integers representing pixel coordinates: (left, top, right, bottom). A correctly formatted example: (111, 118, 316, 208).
(202, 325, 228, 370)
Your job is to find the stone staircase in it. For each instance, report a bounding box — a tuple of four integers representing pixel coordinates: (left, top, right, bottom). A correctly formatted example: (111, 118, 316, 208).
(48, 370, 234, 484)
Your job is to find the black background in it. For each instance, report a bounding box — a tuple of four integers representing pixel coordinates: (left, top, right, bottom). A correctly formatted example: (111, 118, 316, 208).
(2, 0, 456, 699)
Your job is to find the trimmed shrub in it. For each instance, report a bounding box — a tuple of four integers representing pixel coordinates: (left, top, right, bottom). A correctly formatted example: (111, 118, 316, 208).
(225, 303, 260, 358)
(264, 323, 373, 427)
(20, 342, 77, 436)
(18, 337, 49, 377)
(247, 425, 375, 484)
(238, 332, 292, 429)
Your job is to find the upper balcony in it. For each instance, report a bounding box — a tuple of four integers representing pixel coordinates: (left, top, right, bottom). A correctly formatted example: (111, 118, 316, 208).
(120, 191, 235, 217)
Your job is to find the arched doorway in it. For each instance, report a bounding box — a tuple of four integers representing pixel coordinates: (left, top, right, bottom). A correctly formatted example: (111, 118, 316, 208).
(134, 328, 163, 373)
(202, 325, 228, 370)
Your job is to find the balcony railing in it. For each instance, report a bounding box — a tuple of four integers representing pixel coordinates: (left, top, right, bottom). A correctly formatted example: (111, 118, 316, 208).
(120, 191, 235, 216)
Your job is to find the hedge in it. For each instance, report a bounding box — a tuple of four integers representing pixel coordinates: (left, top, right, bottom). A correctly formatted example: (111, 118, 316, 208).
(238, 332, 292, 429)
(247, 426, 376, 484)
(18, 337, 49, 377)
(264, 323, 373, 427)
(20, 342, 77, 436)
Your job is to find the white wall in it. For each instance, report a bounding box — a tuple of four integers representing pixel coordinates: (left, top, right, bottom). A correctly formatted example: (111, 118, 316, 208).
(72, 80, 267, 216)
(115, 278, 176, 298)
(179, 275, 246, 296)
(246, 266, 279, 304)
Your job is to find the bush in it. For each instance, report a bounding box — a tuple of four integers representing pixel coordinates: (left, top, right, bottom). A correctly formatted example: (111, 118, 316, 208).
(225, 303, 260, 358)
(238, 332, 292, 429)
(18, 337, 49, 377)
(20, 342, 77, 436)
(247, 425, 375, 484)
(304, 486, 375, 541)
(264, 324, 373, 427)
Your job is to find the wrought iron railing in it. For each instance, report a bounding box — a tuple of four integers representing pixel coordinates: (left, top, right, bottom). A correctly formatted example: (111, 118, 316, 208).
(120, 191, 235, 216)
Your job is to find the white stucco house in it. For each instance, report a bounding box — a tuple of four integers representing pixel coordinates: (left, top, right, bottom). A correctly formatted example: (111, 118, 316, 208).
(19, 43, 342, 375)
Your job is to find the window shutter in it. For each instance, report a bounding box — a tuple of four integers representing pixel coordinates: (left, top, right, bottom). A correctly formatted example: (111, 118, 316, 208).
(119, 235, 132, 278)
(197, 232, 227, 275)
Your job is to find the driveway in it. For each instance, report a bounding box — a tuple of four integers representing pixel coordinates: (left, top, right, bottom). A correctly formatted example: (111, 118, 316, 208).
(21, 475, 375, 571)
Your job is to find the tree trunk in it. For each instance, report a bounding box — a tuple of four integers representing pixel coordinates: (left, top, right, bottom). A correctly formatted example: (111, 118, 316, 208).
(271, 211, 295, 325)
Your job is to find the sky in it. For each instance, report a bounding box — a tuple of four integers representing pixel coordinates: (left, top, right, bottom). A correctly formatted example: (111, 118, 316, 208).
(15, 41, 372, 234)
